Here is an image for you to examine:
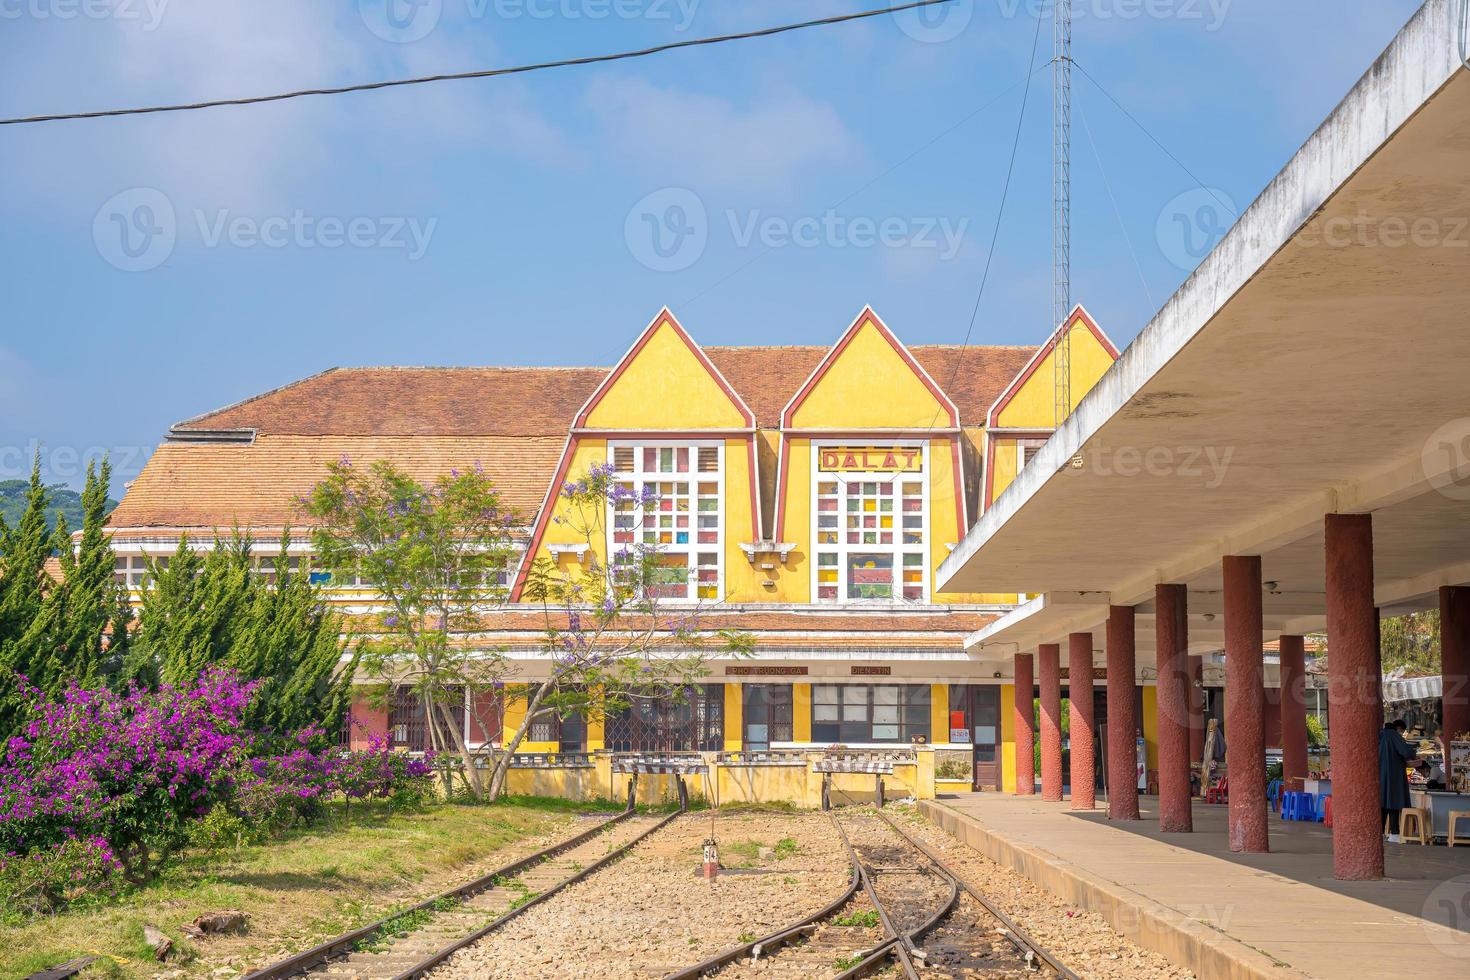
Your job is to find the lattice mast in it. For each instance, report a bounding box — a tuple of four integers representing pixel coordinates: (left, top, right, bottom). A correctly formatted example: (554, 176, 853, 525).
(1052, 0, 1073, 426)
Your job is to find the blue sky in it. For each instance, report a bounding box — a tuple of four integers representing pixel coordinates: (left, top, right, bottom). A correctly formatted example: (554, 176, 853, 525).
(0, 0, 1426, 495)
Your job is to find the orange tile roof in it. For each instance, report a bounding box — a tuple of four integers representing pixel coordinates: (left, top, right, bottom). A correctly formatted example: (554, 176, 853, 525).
(704, 345, 1036, 429)
(109, 434, 563, 529)
(118, 343, 1038, 531)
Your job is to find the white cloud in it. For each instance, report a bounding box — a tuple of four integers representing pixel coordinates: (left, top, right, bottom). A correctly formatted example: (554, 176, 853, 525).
(586, 75, 864, 193)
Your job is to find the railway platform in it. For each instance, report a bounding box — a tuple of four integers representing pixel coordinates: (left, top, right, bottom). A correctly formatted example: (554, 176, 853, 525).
(923, 793, 1470, 979)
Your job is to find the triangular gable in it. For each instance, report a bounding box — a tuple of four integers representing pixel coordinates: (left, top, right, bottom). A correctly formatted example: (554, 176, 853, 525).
(781, 307, 959, 429)
(987, 304, 1119, 428)
(576, 308, 754, 430)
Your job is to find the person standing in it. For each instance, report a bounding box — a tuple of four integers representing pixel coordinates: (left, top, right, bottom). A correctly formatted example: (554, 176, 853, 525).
(1379, 719, 1417, 843)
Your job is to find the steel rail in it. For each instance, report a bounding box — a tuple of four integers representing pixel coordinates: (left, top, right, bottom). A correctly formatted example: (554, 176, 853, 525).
(832, 814, 922, 980)
(241, 806, 639, 980)
(660, 812, 865, 980)
(876, 810, 1081, 980)
(386, 807, 683, 980)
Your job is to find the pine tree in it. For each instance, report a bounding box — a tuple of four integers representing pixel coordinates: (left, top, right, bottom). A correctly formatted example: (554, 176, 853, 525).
(0, 455, 56, 735)
(127, 533, 355, 743)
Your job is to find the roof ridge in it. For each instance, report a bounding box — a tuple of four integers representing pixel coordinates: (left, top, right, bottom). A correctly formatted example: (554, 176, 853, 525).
(171, 366, 341, 431)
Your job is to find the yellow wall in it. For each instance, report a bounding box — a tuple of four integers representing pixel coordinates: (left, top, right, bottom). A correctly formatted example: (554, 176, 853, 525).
(790, 317, 950, 429)
(994, 319, 1115, 431)
(793, 684, 812, 742)
(1000, 683, 1017, 793)
(501, 686, 558, 753)
(723, 684, 743, 752)
(930, 684, 948, 745)
(582, 318, 746, 430)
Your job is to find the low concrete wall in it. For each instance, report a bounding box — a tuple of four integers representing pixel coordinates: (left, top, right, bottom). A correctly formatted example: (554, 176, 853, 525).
(500, 750, 935, 808)
(919, 800, 1299, 980)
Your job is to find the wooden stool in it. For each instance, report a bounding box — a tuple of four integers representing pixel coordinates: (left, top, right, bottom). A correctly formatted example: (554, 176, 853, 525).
(1449, 811, 1470, 847)
(1400, 807, 1430, 844)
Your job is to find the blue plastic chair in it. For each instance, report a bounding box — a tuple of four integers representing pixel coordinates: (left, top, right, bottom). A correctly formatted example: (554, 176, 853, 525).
(1267, 779, 1283, 812)
(1314, 794, 1329, 822)
(1280, 790, 1298, 820)
(1298, 792, 1317, 821)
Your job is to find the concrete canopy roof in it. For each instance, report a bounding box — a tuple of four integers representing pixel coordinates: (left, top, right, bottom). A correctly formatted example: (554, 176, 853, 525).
(939, 1, 1470, 654)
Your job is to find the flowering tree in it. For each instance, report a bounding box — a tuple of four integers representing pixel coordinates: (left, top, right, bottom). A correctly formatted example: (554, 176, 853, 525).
(302, 459, 518, 799)
(304, 458, 750, 801)
(502, 462, 753, 799)
(0, 668, 254, 885)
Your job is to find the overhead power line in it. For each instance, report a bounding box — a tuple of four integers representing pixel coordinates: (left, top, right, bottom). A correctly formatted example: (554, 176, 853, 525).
(0, 0, 955, 127)
(1072, 59, 1236, 218)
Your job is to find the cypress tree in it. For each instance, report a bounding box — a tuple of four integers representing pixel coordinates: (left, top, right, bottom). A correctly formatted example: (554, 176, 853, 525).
(0, 455, 56, 734)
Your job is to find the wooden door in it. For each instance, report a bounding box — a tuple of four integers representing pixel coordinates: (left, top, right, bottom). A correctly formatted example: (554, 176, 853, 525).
(971, 687, 1001, 790)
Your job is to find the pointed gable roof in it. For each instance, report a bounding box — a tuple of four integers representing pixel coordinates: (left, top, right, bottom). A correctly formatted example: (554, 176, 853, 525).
(986, 304, 1119, 427)
(575, 308, 754, 430)
(781, 306, 960, 429)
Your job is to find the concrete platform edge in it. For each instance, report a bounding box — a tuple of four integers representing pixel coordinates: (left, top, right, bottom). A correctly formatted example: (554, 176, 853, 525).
(918, 799, 1304, 980)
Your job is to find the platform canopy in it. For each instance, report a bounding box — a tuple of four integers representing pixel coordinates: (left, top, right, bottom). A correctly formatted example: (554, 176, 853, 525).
(940, 0, 1470, 657)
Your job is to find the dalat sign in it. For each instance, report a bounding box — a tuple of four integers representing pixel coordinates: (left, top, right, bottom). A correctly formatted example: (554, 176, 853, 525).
(818, 447, 923, 473)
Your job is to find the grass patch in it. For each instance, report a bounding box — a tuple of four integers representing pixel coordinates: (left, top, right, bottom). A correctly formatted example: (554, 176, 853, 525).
(0, 800, 572, 979)
(834, 909, 880, 928)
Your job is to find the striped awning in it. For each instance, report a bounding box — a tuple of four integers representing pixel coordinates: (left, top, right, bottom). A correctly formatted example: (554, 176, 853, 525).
(1383, 674, 1441, 703)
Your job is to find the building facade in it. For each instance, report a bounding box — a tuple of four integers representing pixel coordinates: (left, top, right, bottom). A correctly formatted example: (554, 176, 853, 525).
(104, 305, 1121, 792)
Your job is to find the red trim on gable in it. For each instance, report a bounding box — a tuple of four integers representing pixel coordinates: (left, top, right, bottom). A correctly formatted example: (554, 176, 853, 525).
(950, 437, 967, 535)
(574, 308, 754, 429)
(780, 307, 959, 429)
(987, 304, 1119, 428)
(509, 434, 580, 601)
(773, 434, 792, 543)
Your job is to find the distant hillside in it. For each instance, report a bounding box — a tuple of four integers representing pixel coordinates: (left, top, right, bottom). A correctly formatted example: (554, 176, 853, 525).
(0, 480, 119, 533)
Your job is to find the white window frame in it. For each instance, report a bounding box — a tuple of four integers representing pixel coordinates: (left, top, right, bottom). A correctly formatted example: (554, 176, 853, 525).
(1017, 437, 1049, 472)
(607, 440, 725, 604)
(810, 440, 930, 604)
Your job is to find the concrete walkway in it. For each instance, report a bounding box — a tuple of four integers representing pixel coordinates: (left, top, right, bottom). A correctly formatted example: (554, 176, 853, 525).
(921, 793, 1470, 979)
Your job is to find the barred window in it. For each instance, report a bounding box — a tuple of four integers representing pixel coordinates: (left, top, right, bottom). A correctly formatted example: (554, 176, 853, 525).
(811, 684, 930, 745)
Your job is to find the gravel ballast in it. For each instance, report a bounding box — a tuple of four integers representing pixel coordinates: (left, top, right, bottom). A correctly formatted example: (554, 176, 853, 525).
(894, 805, 1193, 979)
(430, 810, 850, 980)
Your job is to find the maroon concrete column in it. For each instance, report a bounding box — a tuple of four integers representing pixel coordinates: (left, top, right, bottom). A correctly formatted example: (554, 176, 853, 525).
(1106, 606, 1140, 820)
(1014, 653, 1036, 796)
(1223, 555, 1268, 853)
(1156, 584, 1192, 832)
(1068, 632, 1096, 810)
(1039, 644, 1063, 802)
(1279, 635, 1309, 793)
(1325, 514, 1383, 879)
(1441, 587, 1470, 743)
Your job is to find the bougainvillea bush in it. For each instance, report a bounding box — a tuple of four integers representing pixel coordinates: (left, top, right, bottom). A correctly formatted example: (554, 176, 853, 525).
(0, 669, 254, 908)
(0, 668, 436, 913)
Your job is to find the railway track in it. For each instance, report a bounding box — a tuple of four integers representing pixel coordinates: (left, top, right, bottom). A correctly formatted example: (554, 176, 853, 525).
(243, 806, 681, 980)
(665, 808, 1077, 980)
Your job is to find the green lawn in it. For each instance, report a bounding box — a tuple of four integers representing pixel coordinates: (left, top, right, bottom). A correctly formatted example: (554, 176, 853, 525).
(0, 800, 580, 979)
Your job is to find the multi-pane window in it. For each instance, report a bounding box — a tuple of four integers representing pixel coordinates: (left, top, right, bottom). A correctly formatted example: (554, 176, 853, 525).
(813, 444, 928, 602)
(609, 442, 723, 601)
(113, 554, 158, 587)
(742, 684, 794, 750)
(810, 684, 931, 744)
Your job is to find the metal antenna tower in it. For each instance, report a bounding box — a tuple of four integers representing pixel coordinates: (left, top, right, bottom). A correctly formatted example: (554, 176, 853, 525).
(1052, 0, 1073, 426)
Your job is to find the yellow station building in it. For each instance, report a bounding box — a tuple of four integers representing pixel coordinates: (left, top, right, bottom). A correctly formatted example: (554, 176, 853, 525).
(105, 305, 1121, 797)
